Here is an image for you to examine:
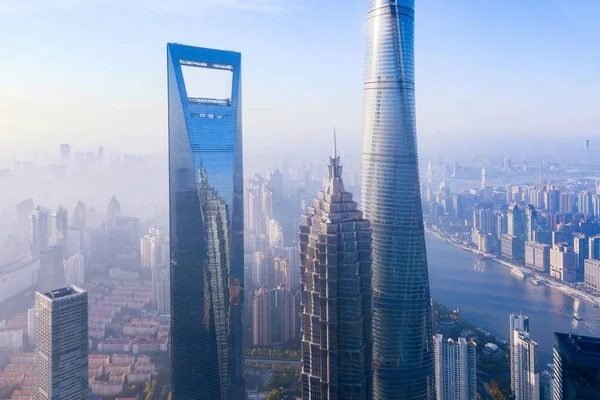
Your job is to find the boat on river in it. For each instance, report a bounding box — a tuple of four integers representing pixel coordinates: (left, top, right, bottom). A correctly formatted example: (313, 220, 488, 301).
(573, 315, 583, 321)
(511, 268, 525, 279)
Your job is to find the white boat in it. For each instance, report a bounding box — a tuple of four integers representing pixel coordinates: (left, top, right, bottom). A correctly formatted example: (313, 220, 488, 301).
(511, 268, 525, 279)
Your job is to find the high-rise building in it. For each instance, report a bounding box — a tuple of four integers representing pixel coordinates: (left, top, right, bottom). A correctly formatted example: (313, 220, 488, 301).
(433, 335, 477, 400)
(584, 259, 600, 292)
(140, 227, 169, 269)
(152, 264, 171, 314)
(16, 199, 34, 255)
(553, 332, 600, 399)
(560, 192, 575, 214)
(300, 141, 372, 399)
(252, 284, 295, 347)
(60, 143, 71, 160)
(39, 245, 65, 291)
(573, 233, 588, 281)
(361, 1, 435, 398)
(63, 253, 85, 286)
(525, 241, 550, 273)
(72, 200, 87, 228)
(589, 236, 600, 260)
(550, 244, 578, 283)
(106, 196, 121, 227)
(50, 206, 68, 250)
(36, 286, 88, 399)
(524, 205, 538, 242)
(168, 43, 244, 400)
(29, 206, 49, 258)
(508, 204, 524, 237)
(510, 313, 540, 400)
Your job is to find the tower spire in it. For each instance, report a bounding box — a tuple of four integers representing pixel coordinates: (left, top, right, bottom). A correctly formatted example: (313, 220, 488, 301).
(333, 127, 337, 159)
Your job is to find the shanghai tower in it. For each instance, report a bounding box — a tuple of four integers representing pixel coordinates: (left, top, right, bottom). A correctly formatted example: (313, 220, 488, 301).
(361, 1, 436, 399)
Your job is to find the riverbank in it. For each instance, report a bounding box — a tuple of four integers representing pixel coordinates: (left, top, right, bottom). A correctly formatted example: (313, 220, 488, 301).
(425, 228, 600, 307)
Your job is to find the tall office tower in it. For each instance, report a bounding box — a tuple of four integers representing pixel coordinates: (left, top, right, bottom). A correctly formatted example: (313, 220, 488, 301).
(540, 161, 544, 185)
(168, 43, 244, 400)
(72, 200, 86, 228)
(510, 313, 540, 400)
(36, 286, 88, 399)
(268, 169, 284, 206)
(578, 191, 593, 215)
(481, 167, 486, 189)
(361, 1, 435, 398)
(585, 139, 590, 154)
(152, 264, 171, 314)
(106, 195, 121, 226)
(300, 142, 372, 399)
(39, 245, 66, 290)
(252, 252, 274, 288)
(29, 206, 49, 258)
(433, 335, 477, 400)
(588, 235, 600, 260)
(252, 286, 270, 347)
(16, 199, 35, 254)
(553, 332, 600, 399)
(560, 192, 575, 214)
(593, 195, 600, 217)
(97, 145, 104, 162)
(508, 204, 524, 238)
(266, 217, 284, 248)
(546, 190, 561, 213)
(63, 253, 85, 286)
(50, 206, 68, 250)
(140, 227, 170, 268)
(573, 233, 588, 281)
(524, 205, 538, 242)
(60, 143, 71, 160)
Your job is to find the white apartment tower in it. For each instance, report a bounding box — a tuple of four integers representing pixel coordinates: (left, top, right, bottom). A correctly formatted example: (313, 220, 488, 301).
(434, 335, 477, 400)
(510, 313, 540, 400)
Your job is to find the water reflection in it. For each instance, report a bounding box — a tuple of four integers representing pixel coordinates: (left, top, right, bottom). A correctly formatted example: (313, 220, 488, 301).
(427, 235, 600, 364)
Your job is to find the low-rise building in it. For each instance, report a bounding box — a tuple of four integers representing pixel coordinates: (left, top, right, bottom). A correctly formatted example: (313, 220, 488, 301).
(127, 371, 152, 384)
(112, 353, 136, 365)
(0, 330, 23, 351)
(88, 354, 110, 367)
(4, 364, 34, 373)
(0, 371, 25, 387)
(91, 381, 123, 397)
(11, 389, 35, 399)
(133, 362, 155, 374)
(105, 363, 132, 375)
(109, 372, 126, 384)
(9, 353, 35, 365)
(98, 339, 131, 353)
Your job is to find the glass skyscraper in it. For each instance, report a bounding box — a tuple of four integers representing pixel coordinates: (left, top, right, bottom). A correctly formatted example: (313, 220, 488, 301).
(361, 1, 436, 399)
(299, 138, 373, 399)
(168, 43, 244, 400)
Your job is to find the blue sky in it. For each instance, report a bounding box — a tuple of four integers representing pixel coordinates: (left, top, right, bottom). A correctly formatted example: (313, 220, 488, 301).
(1, 0, 599, 157)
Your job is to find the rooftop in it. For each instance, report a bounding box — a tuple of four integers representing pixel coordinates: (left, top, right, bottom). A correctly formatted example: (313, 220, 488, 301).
(41, 285, 85, 300)
(555, 332, 600, 359)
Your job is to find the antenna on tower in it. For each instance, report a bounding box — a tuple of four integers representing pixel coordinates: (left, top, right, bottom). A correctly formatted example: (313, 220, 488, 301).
(333, 127, 337, 159)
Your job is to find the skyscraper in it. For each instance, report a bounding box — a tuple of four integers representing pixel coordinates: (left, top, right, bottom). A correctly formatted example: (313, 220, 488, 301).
(36, 286, 88, 400)
(361, 1, 435, 398)
(168, 43, 244, 400)
(433, 335, 477, 400)
(29, 206, 49, 258)
(299, 139, 372, 399)
(553, 332, 600, 399)
(510, 313, 540, 400)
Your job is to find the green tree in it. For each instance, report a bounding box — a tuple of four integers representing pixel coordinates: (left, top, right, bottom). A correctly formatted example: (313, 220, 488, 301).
(266, 388, 283, 400)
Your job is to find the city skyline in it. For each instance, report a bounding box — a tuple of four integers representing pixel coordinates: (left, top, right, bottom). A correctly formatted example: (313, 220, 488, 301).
(2, 0, 600, 156)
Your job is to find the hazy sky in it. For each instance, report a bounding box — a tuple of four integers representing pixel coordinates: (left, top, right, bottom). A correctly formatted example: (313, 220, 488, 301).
(1, 0, 599, 157)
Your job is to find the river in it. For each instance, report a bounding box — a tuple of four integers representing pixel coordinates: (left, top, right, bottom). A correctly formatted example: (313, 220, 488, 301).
(426, 234, 600, 364)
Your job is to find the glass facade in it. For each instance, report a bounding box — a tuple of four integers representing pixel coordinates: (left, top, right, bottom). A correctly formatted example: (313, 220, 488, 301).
(299, 145, 373, 400)
(361, 1, 435, 399)
(168, 43, 244, 400)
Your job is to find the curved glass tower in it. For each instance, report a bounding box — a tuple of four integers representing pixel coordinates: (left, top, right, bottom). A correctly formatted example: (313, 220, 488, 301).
(168, 43, 245, 400)
(361, 1, 435, 399)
